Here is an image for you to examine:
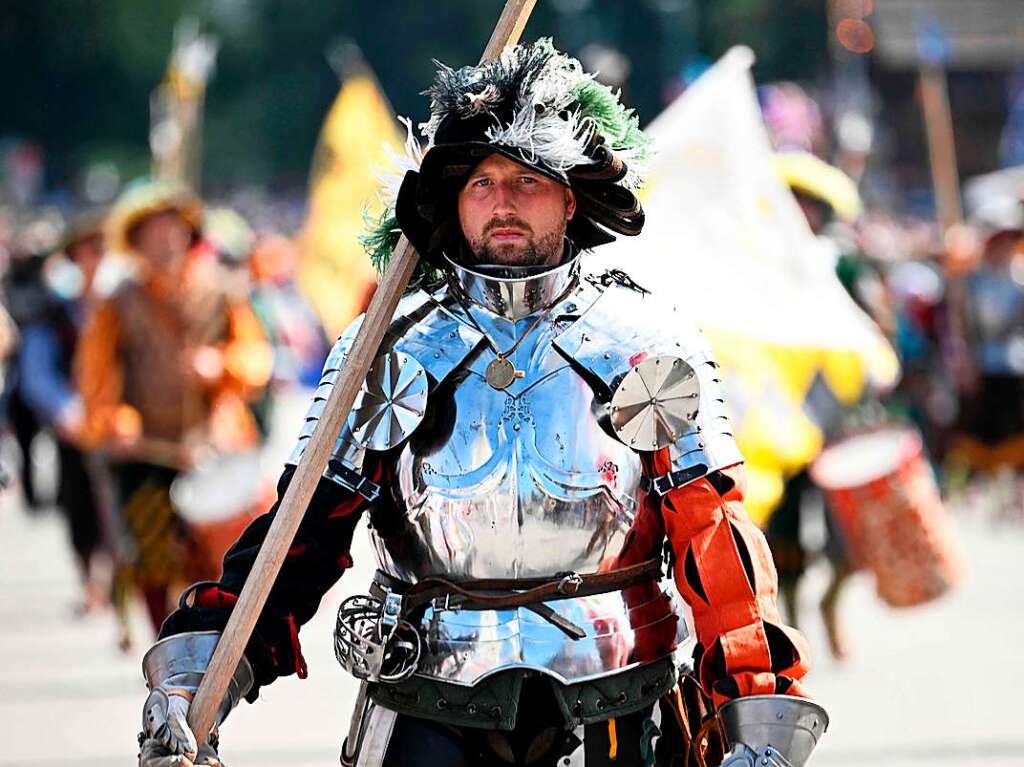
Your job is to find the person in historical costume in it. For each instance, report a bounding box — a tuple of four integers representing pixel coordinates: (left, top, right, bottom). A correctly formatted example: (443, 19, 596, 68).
(3, 213, 65, 510)
(15, 211, 111, 612)
(75, 180, 271, 640)
(956, 199, 1024, 478)
(246, 232, 331, 432)
(768, 152, 898, 659)
(139, 42, 826, 767)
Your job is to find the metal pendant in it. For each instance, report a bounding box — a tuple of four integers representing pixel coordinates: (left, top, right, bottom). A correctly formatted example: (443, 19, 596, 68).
(485, 355, 521, 390)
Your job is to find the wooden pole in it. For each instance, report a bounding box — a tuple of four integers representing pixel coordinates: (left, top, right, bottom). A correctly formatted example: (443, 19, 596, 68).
(186, 0, 538, 745)
(918, 62, 962, 230)
(918, 61, 976, 391)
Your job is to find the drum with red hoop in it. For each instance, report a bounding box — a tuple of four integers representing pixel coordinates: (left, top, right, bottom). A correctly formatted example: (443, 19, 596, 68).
(170, 450, 275, 578)
(810, 427, 963, 607)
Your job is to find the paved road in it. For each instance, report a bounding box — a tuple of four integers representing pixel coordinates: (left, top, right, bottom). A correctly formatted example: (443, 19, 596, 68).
(1, 450, 1022, 766)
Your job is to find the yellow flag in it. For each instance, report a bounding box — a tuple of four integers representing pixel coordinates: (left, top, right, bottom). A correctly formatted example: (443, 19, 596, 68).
(298, 72, 402, 338)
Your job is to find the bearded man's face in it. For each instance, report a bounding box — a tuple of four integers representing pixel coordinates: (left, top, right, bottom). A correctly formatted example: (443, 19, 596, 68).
(457, 153, 576, 268)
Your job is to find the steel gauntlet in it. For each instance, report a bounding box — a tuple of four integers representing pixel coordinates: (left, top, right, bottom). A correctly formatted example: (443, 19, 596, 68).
(718, 695, 829, 767)
(139, 632, 254, 761)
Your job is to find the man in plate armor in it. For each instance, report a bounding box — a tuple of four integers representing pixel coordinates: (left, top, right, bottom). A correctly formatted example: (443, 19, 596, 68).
(138, 40, 827, 767)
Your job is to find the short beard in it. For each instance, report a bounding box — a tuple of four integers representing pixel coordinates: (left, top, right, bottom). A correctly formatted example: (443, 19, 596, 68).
(466, 229, 564, 268)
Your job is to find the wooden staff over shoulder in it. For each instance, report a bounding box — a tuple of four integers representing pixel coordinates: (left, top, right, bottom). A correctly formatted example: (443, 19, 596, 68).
(186, 0, 539, 743)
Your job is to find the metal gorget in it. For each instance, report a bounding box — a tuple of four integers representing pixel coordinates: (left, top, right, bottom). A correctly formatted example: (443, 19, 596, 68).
(443, 252, 581, 321)
(364, 255, 688, 686)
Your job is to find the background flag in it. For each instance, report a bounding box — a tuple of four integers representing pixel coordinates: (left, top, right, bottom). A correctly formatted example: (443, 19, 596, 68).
(298, 68, 401, 339)
(596, 47, 900, 524)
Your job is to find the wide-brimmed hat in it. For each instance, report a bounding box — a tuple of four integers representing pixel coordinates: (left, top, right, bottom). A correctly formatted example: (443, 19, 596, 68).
(363, 39, 651, 273)
(105, 178, 202, 256)
(773, 151, 862, 223)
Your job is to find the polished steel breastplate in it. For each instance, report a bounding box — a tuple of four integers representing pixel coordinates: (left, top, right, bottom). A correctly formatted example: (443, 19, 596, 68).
(378, 314, 641, 581)
(368, 257, 687, 686)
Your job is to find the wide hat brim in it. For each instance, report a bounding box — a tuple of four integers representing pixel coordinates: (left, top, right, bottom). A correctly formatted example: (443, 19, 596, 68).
(106, 181, 203, 256)
(395, 141, 644, 268)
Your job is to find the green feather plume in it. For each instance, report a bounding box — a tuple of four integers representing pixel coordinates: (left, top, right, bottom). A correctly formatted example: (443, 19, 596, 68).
(572, 78, 651, 160)
(359, 205, 442, 290)
(359, 206, 401, 275)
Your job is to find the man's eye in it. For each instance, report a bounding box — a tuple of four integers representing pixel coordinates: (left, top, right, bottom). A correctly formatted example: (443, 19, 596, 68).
(472, 178, 491, 187)
(519, 176, 537, 184)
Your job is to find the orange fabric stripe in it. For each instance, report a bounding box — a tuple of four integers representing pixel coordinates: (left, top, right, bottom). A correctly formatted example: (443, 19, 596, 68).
(643, 452, 811, 708)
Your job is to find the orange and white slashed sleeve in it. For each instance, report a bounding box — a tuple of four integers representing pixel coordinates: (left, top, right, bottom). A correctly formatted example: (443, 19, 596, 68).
(642, 453, 811, 709)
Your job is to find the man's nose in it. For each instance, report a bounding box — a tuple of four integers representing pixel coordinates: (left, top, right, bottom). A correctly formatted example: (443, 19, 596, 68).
(491, 182, 517, 215)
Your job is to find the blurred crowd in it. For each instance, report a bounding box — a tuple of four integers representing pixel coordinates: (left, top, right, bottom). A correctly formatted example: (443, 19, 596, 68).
(760, 82, 1024, 514)
(758, 81, 1023, 665)
(0, 179, 330, 650)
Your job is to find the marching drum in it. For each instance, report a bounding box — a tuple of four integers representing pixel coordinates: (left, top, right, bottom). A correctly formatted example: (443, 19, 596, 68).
(170, 450, 273, 578)
(810, 427, 962, 607)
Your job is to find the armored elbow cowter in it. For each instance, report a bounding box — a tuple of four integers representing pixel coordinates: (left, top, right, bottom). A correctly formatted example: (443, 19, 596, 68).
(718, 695, 829, 767)
(139, 632, 253, 762)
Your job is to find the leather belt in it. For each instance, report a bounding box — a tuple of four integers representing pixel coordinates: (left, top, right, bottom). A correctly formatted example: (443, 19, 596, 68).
(371, 557, 663, 640)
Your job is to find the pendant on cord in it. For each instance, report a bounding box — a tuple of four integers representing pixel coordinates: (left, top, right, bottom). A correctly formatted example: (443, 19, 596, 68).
(485, 355, 524, 390)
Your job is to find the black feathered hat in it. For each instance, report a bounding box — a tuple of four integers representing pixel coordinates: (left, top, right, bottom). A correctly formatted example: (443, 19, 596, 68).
(362, 39, 651, 275)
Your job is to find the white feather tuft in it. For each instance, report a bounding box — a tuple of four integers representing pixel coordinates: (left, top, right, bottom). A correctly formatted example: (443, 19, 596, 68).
(375, 116, 426, 210)
(487, 106, 596, 177)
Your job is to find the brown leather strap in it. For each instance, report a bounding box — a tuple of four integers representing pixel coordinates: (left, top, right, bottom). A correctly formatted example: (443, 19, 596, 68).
(376, 557, 663, 614)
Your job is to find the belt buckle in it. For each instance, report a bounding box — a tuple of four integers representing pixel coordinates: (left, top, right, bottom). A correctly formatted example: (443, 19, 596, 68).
(557, 572, 583, 595)
(653, 473, 675, 496)
(430, 593, 461, 614)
